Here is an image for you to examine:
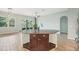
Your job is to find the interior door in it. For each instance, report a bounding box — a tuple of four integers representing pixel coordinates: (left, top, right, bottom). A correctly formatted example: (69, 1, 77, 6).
(60, 16, 68, 34)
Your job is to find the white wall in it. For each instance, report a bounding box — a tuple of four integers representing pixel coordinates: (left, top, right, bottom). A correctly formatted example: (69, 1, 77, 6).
(0, 11, 35, 44)
(0, 9, 79, 40)
(38, 9, 79, 40)
(0, 11, 34, 33)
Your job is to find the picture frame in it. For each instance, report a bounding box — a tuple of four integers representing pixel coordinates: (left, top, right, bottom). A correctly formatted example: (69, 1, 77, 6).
(9, 18, 15, 27)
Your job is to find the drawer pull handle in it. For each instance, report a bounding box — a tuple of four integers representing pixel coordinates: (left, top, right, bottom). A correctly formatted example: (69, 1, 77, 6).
(43, 35, 45, 37)
(33, 35, 36, 37)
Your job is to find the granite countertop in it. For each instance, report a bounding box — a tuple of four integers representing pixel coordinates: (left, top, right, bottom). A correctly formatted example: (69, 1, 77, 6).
(23, 30, 59, 34)
(0, 32, 20, 37)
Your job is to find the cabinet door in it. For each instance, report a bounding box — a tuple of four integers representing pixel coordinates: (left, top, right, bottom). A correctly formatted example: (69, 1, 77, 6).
(30, 34, 38, 50)
(38, 34, 49, 50)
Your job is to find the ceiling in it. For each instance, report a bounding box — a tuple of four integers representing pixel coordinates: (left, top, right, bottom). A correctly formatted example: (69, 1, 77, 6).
(0, 8, 68, 16)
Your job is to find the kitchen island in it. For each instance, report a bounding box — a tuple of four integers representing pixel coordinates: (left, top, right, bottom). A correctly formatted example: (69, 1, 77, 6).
(23, 30, 58, 51)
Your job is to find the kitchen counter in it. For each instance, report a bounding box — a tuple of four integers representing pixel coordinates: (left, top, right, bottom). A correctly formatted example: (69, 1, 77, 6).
(0, 32, 22, 51)
(23, 30, 59, 34)
(0, 32, 20, 37)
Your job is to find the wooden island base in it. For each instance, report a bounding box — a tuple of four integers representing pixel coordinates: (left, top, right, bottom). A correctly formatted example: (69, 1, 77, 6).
(23, 30, 58, 51)
(23, 42, 56, 51)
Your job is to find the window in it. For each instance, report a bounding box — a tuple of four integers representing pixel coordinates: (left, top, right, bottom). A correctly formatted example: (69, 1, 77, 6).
(0, 16, 7, 27)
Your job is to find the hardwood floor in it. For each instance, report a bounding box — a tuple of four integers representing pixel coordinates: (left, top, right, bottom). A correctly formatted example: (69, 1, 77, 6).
(20, 33, 79, 51)
(52, 39, 78, 51)
(21, 39, 79, 51)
